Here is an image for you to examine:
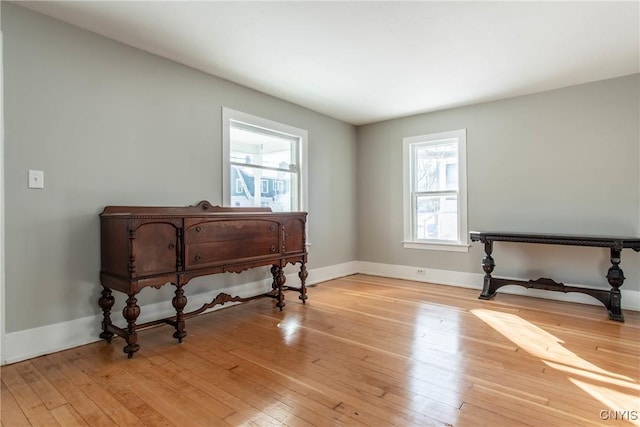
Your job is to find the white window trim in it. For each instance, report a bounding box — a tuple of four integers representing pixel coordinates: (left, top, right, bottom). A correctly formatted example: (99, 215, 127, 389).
(402, 129, 469, 252)
(222, 107, 308, 213)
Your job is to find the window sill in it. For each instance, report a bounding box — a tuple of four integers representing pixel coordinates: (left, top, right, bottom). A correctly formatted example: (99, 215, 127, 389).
(402, 241, 470, 252)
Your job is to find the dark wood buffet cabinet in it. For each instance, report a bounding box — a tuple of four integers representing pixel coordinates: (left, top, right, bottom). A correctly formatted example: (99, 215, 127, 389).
(99, 201, 308, 358)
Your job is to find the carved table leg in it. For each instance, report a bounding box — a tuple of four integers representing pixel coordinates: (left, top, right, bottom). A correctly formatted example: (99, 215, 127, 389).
(298, 262, 308, 303)
(479, 240, 496, 300)
(98, 287, 115, 343)
(122, 295, 141, 358)
(270, 265, 279, 291)
(606, 248, 625, 322)
(274, 266, 286, 310)
(172, 284, 188, 342)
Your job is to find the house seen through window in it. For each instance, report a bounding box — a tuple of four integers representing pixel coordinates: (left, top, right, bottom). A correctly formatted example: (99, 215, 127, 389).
(222, 108, 308, 213)
(403, 129, 468, 251)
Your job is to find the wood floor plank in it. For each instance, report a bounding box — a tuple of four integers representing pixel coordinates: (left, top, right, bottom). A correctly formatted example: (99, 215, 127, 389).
(228, 346, 418, 426)
(457, 401, 532, 427)
(14, 361, 67, 410)
(230, 361, 370, 426)
(140, 333, 315, 426)
(49, 404, 89, 427)
(155, 332, 366, 426)
(1, 379, 31, 426)
(77, 345, 236, 423)
(463, 382, 596, 427)
(47, 351, 146, 426)
(30, 353, 126, 427)
(2, 274, 638, 426)
(206, 310, 466, 422)
(1, 363, 61, 426)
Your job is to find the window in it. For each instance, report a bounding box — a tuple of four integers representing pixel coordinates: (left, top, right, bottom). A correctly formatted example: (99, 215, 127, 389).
(222, 108, 308, 212)
(403, 129, 468, 252)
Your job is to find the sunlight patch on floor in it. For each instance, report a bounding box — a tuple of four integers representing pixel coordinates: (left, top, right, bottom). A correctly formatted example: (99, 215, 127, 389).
(410, 306, 462, 414)
(471, 308, 639, 425)
(570, 378, 640, 425)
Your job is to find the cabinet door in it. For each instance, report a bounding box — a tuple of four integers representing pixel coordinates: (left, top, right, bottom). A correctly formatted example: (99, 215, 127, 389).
(282, 217, 305, 254)
(184, 219, 280, 268)
(133, 222, 179, 277)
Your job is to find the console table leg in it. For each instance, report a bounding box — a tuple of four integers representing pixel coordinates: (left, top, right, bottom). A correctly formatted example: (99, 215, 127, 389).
(606, 248, 625, 322)
(275, 266, 286, 310)
(98, 287, 115, 343)
(172, 284, 188, 342)
(122, 295, 141, 358)
(298, 263, 308, 303)
(479, 241, 496, 299)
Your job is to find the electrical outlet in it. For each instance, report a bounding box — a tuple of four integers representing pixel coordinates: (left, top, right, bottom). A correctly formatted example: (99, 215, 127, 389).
(416, 268, 426, 275)
(28, 170, 44, 189)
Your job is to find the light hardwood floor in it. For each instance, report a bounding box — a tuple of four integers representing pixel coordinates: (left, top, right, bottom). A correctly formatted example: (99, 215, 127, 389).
(2, 274, 639, 426)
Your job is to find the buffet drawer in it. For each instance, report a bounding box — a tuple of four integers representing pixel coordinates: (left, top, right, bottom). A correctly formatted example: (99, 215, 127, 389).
(184, 218, 281, 268)
(185, 239, 280, 268)
(184, 218, 280, 243)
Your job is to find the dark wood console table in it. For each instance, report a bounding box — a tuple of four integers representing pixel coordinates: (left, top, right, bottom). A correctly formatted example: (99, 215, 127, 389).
(469, 231, 640, 322)
(100, 201, 308, 358)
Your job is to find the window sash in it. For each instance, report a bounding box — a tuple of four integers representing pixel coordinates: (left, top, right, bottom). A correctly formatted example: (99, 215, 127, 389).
(222, 107, 308, 213)
(411, 140, 459, 193)
(412, 190, 459, 242)
(403, 129, 468, 250)
(229, 120, 300, 172)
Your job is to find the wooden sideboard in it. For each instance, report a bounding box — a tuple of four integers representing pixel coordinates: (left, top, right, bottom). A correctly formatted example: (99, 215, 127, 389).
(470, 231, 640, 321)
(99, 201, 308, 358)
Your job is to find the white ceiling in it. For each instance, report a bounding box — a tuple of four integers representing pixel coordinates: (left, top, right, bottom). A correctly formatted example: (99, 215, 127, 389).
(16, 1, 640, 125)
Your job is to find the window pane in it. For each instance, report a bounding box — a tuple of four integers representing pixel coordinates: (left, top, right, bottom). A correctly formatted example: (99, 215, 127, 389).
(445, 163, 457, 189)
(415, 194, 458, 240)
(224, 108, 307, 214)
(414, 141, 458, 192)
(230, 166, 297, 212)
(230, 122, 298, 171)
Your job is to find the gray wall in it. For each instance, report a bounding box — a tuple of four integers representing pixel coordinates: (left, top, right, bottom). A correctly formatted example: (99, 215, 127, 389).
(4, 2, 639, 338)
(357, 74, 640, 291)
(2, 3, 357, 333)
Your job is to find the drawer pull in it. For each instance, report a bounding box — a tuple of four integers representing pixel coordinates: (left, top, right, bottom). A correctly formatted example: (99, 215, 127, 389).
(270, 225, 276, 231)
(168, 242, 175, 250)
(195, 226, 202, 232)
(195, 254, 202, 262)
(270, 245, 276, 252)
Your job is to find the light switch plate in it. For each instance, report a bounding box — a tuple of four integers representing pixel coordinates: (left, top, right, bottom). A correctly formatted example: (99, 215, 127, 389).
(28, 170, 44, 189)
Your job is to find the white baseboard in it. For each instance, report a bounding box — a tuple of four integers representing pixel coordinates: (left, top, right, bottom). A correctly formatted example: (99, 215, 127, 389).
(306, 261, 359, 285)
(3, 260, 637, 364)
